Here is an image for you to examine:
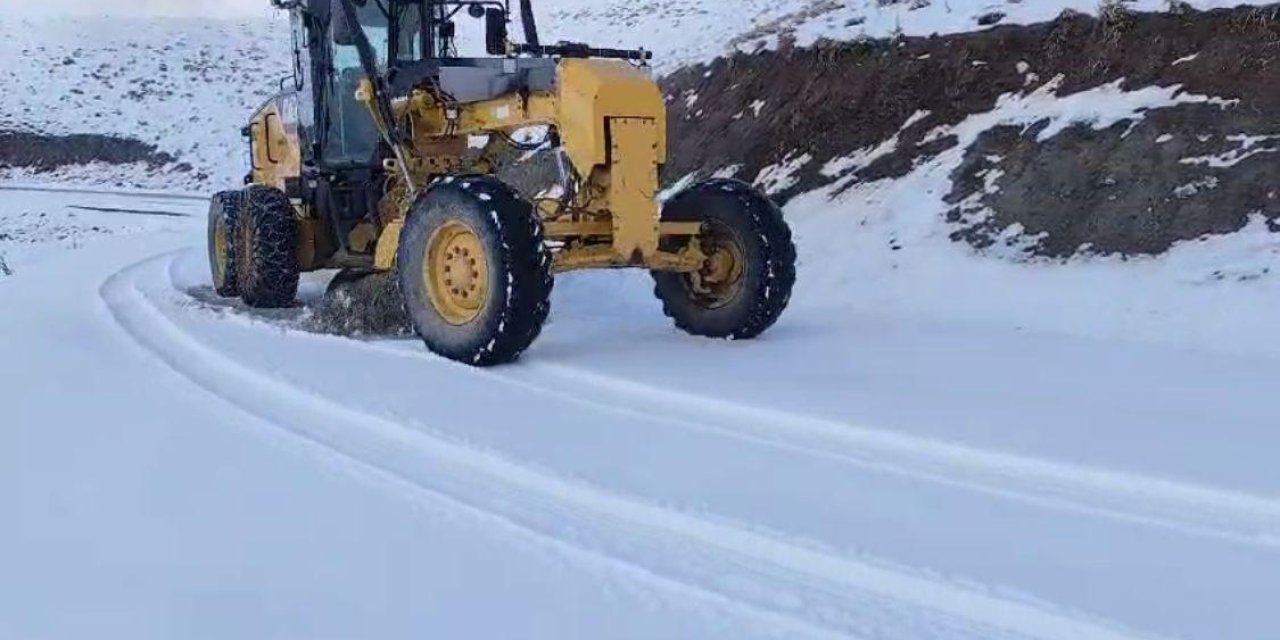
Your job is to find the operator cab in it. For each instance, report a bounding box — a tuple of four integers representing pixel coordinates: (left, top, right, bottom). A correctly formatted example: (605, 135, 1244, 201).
(323, 0, 423, 165)
(261, 0, 650, 175)
(247, 0, 651, 262)
(262, 0, 559, 175)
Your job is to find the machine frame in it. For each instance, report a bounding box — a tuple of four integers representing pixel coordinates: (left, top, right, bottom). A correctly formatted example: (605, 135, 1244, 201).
(247, 0, 704, 276)
(211, 0, 796, 366)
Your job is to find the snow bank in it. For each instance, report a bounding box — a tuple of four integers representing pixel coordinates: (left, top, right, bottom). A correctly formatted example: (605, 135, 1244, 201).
(785, 78, 1280, 358)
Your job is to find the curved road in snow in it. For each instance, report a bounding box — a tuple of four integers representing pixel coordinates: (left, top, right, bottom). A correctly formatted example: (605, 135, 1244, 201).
(4, 187, 1279, 640)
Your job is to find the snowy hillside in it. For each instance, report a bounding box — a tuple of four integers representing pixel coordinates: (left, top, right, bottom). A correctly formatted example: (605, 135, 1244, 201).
(536, 0, 1275, 72)
(0, 15, 289, 190)
(2, 0, 1275, 189)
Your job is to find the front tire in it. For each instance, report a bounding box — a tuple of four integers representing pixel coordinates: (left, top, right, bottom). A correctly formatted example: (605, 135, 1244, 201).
(652, 179, 796, 339)
(235, 184, 300, 309)
(207, 190, 241, 297)
(396, 175, 553, 366)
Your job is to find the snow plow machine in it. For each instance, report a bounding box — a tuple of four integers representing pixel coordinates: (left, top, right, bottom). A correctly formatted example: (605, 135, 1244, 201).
(208, 0, 796, 366)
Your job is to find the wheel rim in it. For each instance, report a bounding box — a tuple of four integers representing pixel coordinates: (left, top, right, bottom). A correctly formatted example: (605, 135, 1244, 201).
(424, 220, 489, 326)
(212, 219, 229, 286)
(686, 220, 746, 309)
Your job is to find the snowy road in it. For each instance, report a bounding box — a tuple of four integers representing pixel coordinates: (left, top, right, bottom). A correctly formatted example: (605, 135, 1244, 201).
(3, 187, 1279, 640)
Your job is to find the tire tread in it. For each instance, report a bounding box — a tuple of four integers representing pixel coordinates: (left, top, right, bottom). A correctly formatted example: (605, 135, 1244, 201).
(237, 184, 299, 309)
(397, 175, 553, 366)
(652, 179, 796, 339)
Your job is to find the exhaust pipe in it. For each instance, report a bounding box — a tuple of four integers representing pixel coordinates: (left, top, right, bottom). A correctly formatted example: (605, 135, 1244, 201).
(520, 0, 539, 47)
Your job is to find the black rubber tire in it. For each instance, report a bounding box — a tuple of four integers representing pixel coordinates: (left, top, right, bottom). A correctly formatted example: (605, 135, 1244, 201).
(235, 184, 300, 309)
(396, 175, 553, 367)
(651, 179, 796, 339)
(207, 190, 241, 298)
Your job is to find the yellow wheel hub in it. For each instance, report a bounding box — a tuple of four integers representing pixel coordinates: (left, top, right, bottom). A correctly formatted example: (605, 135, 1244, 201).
(424, 220, 489, 325)
(688, 221, 746, 309)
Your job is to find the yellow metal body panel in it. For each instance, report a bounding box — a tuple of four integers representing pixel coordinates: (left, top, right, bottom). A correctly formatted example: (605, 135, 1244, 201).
(395, 59, 664, 176)
(553, 247, 703, 274)
(295, 216, 321, 271)
(249, 100, 301, 192)
(544, 220, 702, 238)
(443, 92, 559, 132)
(377, 59, 673, 270)
(556, 59, 667, 170)
(254, 58, 690, 275)
(606, 117, 661, 261)
(374, 219, 404, 270)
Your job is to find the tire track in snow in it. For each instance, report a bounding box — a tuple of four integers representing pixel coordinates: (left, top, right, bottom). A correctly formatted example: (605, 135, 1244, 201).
(344, 339, 1280, 552)
(104, 253, 847, 640)
(100, 250, 1158, 640)
(521, 362, 1280, 551)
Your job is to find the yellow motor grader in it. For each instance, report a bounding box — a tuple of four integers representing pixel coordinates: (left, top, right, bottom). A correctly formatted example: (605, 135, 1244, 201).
(208, 0, 796, 365)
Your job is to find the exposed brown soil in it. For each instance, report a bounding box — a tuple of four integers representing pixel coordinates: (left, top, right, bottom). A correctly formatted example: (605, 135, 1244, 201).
(660, 4, 1280, 257)
(0, 129, 178, 173)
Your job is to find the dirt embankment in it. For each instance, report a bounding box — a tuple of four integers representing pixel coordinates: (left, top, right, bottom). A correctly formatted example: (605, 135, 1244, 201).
(661, 4, 1280, 258)
(0, 130, 181, 174)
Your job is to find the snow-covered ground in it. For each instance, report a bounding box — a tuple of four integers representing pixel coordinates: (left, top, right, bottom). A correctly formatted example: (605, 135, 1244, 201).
(4, 174, 1280, 639)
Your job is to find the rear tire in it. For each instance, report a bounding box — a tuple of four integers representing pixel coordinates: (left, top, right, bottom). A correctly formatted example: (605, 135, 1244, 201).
(651, 179, 796, 339)
(235, 185, 299, 309)
(396, 175, 553, 366)
(207, 190, 241, 297)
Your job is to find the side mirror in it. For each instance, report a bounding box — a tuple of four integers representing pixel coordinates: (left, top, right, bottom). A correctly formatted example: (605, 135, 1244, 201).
(485, 8, 508, 55)
(332, 0, 360, 46)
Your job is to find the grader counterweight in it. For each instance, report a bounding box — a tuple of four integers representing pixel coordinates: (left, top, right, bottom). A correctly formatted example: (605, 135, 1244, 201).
(208, 0, 796, 365)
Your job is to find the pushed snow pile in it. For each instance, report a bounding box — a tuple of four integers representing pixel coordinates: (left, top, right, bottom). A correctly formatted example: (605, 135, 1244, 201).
(0, 15, 289, 191)
(300, 271, 412, 338)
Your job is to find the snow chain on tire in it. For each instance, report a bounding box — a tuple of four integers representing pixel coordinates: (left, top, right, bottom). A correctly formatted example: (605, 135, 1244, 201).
(396, 175, 554, 366)
(207, 190, 242, 297)
(235, 184, 300, 309)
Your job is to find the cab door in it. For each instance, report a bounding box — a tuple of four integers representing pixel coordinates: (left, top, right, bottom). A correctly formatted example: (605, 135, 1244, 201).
(320, 0, 389, 167)
(289, 7, 317, 167)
